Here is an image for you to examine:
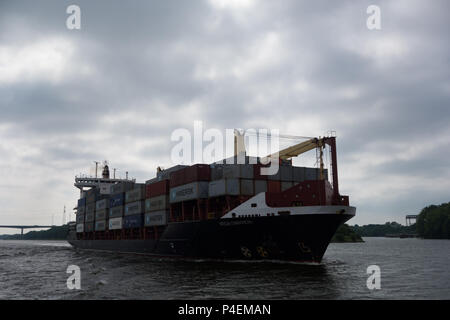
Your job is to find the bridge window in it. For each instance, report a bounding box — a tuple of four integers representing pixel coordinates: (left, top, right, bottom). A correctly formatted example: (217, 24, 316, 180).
(251, 203, 257, 208)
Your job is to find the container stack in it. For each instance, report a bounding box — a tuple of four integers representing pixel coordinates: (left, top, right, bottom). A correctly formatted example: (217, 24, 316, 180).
(145, 179, 170, 227)
(76, 197, 86, 233)
(84, 188, 98, 233)
(124, 184, 145, 229)
(108, 182, 134, 231)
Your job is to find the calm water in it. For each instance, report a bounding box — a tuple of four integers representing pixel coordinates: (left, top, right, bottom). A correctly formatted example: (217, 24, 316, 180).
(0, 238, 448, 299)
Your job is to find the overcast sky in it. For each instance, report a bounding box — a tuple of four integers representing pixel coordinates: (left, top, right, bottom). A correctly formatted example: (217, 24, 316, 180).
(0, 0, 449, 233)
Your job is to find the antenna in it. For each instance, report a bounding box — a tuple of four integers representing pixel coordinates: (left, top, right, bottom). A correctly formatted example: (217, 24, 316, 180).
(93, 161, 100, 178)
(62, 205, 66, 225)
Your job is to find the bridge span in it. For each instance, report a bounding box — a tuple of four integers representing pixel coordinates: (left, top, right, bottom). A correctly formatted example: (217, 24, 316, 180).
(0, 225, 54, 235)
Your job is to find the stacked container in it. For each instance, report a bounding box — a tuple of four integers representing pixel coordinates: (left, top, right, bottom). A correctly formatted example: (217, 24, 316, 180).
(169, 164, 211, 203)
(95, 198, 109, 231)
(84, 188, 97, 233)
(124, 184, 145, 229)
(109, 182, 134, 231)
(208, 164, 254, 197)
(76, 197, 86, 232)
(145, 180, 170, 227)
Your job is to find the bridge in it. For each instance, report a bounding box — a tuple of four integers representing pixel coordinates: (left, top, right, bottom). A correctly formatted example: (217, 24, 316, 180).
(0, 225, 54, 235)
(405, 215, 418, 226)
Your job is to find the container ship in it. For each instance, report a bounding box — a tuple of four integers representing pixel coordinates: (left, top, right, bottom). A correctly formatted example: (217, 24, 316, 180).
(67, 134, 355, 263)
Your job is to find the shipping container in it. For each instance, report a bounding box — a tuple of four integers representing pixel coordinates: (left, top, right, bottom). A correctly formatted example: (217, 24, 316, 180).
(210, 164, 223, 180)
(305, 167, 318, 180)
(77, 206, 85, 215)
(170, 181, 209, 203)
(95, 208, 107, 220)
(111, 181, 135, 195)
(208, 179, 240, 197)
(240, 179, 254, 195)
(110, 193, 125, 207)
(170, 164, 210, 187)
(99, 183, 112, 195)
(267, 180, 281, 193)
(77, 197, 86, 207)
(125, 184, 145, 203)
(222, 164, 254, 179)
(86, 193, 96, 204)
(145, 195, 169, 212)
(267, 166, 281, 181)
(123, 214, 144, 229)
(156, 165, 188, 181)
(76, 214, 85, 224)
(86, 202, 95, 214)
(84, 222, 94, 233)
(280, 166, 293, 181)
(281, 181, 293, 191)
(145, 180, 169, 198)
(293, 167, 305, 182)
(109, 205, 124, 218)
(96, 198, 109, 211)
(95, 220, 106, 231)
(254, 180, 267, 194)
(76, 223, 84, 233)
(108, 217, 122, 230)
(144, 210, 169, 226)
(85, 212, 95, 223)
(124, 200, 145, 216)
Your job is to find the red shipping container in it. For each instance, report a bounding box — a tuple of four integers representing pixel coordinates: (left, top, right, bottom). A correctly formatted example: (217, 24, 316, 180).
(146, 180, 169, 198)
(267, 180, 281, 193)
(170, 164, 211, 187)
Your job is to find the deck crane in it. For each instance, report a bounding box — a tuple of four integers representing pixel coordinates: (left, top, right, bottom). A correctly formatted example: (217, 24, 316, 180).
(233, 130, 341, 203)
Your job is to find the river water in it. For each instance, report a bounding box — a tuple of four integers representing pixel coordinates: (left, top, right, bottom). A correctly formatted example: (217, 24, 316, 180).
(0, 237, 448, 299)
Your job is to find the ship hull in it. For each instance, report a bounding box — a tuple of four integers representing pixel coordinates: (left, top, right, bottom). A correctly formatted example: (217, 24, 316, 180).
(68, 212, 353, 263)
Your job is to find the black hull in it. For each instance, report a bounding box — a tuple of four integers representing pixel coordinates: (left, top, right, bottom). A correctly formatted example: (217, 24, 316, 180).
(68, 214, 352, 263)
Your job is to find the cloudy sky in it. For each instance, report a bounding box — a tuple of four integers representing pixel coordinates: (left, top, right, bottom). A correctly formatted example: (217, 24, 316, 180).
(0, 0, 449, 232)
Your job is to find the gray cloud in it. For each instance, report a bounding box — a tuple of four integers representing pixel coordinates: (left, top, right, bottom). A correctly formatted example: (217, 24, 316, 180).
(0, 0, 449, 230)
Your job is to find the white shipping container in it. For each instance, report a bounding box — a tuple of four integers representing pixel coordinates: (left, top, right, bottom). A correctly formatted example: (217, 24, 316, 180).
(125, 185, 145, 203)
(99, 183, 112, 195)
(170, 181, 209, 203)
(109, 217, 123, 230)
(208, 179, 240, 197)
(124, 201, 145, 216)
(144, 210, 169, 226)
(145, 195, 169, 212)
(76, 223, 84, 233)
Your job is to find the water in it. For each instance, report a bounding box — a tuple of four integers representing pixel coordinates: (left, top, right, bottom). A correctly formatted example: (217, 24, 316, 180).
(0, 238, 448, 299)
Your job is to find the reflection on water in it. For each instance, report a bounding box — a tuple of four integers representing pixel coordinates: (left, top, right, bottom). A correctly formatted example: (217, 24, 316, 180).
(0, 238, 448, 299)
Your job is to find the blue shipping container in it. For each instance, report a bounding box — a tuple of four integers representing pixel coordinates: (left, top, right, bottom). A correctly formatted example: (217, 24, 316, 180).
(78, 197, 86, 207)
(110, 193, 125, 208)
(123, 214, 143, 229)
